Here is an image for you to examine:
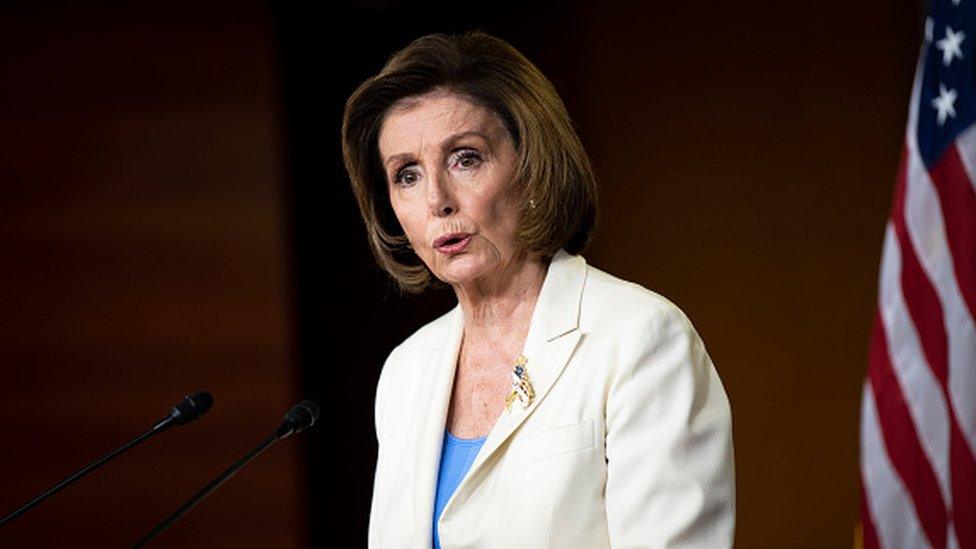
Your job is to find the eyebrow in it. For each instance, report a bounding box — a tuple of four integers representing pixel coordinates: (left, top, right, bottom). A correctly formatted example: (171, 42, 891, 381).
(383, 130, 491, 170)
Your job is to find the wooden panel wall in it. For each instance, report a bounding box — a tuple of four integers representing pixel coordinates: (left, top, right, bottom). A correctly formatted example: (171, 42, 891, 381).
(0, 4, 304, 546)
(0, 1, 921, 546)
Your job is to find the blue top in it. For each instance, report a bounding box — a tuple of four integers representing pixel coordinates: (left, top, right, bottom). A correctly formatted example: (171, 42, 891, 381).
(432, 430, 487, 549)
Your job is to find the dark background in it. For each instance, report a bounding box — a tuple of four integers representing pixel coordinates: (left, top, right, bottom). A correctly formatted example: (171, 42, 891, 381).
(0, 1, 921, 546)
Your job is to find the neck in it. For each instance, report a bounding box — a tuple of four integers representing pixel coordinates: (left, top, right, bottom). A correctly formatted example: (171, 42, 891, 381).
(452, 251, 550, 340)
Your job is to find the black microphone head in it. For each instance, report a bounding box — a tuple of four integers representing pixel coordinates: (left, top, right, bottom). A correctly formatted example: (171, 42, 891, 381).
(170, 391, 214, 425)
(278, 400, 319, 437)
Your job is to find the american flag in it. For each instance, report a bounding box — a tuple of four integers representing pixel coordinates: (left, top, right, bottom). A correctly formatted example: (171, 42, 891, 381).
(859, 0, 976, 548)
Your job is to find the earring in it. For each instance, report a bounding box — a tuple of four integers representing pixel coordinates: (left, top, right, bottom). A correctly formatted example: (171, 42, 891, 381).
(529, 199, 537, 210)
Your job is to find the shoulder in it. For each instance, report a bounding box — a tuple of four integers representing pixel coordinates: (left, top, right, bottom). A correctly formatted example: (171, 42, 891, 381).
(374, 304, 458, 439)
(581, 258, 732, 426)
(376, 304, 458, 392)
(579, 260, 697, 338)
(385, 304, 459, 362)
(576, 259, 719, 393)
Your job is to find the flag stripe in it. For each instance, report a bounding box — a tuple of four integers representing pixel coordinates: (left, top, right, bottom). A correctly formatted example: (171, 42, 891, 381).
(861, 379, 932, 549)
(926, 144, 976, 360)
(878, 220, 953, 506)
(860, 475, 881, 549)
(950, 424, 976, 548)
(891, 143, 976, 547)
(921, 143, 976, 549)
(905, 65, 976, 466)
(892, 147, 950, 388)
(905, 132, 976, 549)
(870, 296, 948, 547)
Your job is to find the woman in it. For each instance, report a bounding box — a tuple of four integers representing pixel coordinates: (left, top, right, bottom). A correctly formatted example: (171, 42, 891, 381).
(342, 31, 735, 549)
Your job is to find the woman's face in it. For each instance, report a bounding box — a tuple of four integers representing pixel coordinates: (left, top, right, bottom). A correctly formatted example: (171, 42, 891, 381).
(378, 90, 523, 288)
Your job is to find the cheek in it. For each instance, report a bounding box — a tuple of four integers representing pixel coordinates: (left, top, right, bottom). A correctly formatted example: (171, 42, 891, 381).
(391, 201, 429, 249)
(486, 189, 523, 234)
(389, 199, 413, 235)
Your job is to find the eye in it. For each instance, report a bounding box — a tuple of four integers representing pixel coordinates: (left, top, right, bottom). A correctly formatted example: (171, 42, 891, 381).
(393, 165, 420, 186)
(451, 149, 483, 170)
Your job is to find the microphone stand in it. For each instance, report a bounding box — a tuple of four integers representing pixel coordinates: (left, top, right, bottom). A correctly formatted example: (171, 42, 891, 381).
(132, 434, 278, 547)
(133, 400, 317, 546)
(0, 391, 212, 527)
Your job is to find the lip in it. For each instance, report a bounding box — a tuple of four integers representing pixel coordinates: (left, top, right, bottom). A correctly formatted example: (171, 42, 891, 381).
(433, 232, 472, 255)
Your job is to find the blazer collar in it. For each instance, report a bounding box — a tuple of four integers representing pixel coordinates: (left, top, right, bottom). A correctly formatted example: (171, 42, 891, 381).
(532, 248, 587, 342)
(410, 249, 589, 543)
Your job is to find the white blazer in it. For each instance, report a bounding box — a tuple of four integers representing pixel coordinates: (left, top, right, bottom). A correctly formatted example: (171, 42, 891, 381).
(369, 249, 735, 548)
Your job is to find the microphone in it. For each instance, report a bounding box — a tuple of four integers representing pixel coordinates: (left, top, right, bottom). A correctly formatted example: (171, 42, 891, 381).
(0, 391, 214, 527)
(133, 400, 320, 547)
(154, 391, 214, 433)
(274, 400, 320, 439)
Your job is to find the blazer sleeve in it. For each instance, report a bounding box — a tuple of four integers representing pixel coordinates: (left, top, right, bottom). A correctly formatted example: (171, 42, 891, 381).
(604, 302, 735, 548)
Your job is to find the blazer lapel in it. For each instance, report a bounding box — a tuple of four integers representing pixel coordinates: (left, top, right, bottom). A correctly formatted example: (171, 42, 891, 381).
(440, 250, 589, 520)
(411, 305, 464, 543)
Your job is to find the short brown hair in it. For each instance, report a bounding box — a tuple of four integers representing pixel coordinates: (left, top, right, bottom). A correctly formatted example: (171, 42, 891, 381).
(341, 30, 599, 293)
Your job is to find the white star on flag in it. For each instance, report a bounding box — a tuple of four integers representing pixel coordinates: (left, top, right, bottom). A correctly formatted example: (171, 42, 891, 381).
(931, 83, 958, 125)
(935, 26, 966, 66)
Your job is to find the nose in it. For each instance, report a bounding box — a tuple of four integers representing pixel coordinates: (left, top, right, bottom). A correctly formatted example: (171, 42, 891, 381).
(426, 169, 457, 217)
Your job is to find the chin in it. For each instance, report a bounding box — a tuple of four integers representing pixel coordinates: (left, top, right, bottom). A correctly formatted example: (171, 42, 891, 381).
(433, 254, 492, 285)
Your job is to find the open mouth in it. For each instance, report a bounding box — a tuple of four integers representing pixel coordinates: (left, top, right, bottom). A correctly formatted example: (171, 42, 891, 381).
(433, 233, 472, 252)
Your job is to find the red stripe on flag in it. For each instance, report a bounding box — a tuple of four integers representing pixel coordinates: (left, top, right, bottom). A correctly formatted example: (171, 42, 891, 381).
(951, 424, 976, 548)
(860, 476, 881, 549)
(929, 144, 976, 323)
(891, 147, 949, 387)
(868, 314, 948, 549)
(900, 144, 976, 549)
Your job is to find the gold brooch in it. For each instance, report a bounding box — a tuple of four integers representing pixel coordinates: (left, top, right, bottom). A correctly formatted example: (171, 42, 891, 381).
(504, 354, 535, 412)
